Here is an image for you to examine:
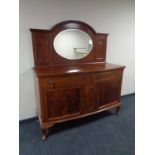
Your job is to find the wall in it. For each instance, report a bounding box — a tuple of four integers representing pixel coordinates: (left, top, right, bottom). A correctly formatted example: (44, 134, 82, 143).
(19, 0, 135, 120)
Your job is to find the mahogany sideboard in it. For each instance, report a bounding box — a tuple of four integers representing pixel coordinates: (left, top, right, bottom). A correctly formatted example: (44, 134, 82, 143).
(30, 20, 125, 140)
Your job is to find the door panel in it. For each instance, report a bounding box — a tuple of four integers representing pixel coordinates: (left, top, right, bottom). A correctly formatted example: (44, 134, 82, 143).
(81, 85, 98, 113)
(62, 89, 80, 115)
(46, 91, 63, 118)
(45, 88, 81, 120)
(97, 80, 121, 107)
(86, 86, 97, 112)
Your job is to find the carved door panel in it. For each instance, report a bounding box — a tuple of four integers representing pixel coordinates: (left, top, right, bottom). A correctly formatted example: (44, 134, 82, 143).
(45, 87, 81, 121)
(96, 80, 121, 108)
(46, 91, 63, 118)
(82, 85, 98, 113)
(62, 89, 80, 115)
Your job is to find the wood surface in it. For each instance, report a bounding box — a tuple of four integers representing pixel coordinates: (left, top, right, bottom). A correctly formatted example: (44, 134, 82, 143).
(30, 20, 125, 140)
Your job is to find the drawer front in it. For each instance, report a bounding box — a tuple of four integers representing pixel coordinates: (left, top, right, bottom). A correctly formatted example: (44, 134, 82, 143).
(41, 76, 83, 89)
(93, 70, 122, 82)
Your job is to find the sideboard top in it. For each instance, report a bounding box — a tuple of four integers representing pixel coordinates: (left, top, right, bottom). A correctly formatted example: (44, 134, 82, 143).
(33, 63, 125, 77)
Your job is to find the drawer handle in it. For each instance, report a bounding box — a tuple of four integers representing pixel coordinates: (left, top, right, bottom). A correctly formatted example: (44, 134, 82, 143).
(48, 80, 54, 88)
(49, 83, 54, 88)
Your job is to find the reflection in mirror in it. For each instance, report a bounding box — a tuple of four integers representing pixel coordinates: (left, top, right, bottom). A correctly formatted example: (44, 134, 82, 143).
(54, 29, 93, 59)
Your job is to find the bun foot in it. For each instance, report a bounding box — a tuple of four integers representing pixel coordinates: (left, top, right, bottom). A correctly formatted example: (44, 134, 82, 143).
(41, 129, 48, 141)
(116, 106, 121, 115)
(41, 134, 47, 141)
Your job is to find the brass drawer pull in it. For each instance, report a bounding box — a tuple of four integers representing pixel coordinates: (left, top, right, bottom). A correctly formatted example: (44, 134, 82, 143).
(49, 83, 54, 88)
(48, 80, 54, 88)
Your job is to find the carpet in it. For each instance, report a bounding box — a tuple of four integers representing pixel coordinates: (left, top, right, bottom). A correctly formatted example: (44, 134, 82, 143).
(19, 94, 135, 155)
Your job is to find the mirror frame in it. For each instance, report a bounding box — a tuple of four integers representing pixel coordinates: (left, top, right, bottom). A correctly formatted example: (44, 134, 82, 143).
(50, 20, 96, 65)
(30, 20, 108, 67)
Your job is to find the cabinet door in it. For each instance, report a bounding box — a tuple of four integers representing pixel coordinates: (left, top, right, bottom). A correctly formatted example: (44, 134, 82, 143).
(45, 87, 81, 121)
(82, 85, 98, 113)
(96, 80, 121, 108)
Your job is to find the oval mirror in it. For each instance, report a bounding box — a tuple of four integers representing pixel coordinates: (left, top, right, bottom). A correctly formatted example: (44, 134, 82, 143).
(53, 29, 93, 59)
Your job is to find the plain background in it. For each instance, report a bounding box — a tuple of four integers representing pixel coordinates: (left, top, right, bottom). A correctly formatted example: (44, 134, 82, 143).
(19, 0, 135, 120)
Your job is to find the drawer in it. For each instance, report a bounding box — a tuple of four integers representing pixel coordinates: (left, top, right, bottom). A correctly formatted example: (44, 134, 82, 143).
(41, 76, 83, 89)
(93, 70, 122, 81)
